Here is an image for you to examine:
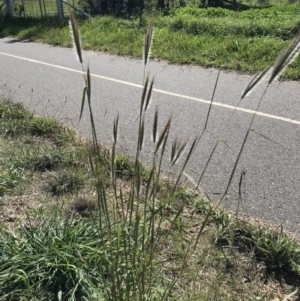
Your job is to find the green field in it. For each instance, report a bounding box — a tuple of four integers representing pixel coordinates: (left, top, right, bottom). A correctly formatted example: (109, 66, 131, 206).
(1, 5, 300, 79)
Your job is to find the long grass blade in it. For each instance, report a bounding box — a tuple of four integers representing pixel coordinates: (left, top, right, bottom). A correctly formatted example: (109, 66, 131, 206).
(88, 153, 95, 176)
(196, 140, 218, 189)
(192, 205, 214, 252)
(223, 85, 269, 198)
(250, 129, 292, 152)
(280, 289, 298, 301)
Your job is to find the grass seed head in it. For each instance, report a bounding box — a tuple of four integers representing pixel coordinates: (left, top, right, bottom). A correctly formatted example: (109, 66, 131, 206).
(139, 116, 145, 151)
(113, 114, 119, 144)
(241, 67, 271, 99)
(153, 105, 158, 143)
(69, 11, 83, 64)
(268, 31, 300, 84)
(143, 25, 154, 66)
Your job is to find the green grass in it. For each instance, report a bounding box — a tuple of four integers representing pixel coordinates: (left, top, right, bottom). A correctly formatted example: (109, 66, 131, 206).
(1, 5, 300, 79)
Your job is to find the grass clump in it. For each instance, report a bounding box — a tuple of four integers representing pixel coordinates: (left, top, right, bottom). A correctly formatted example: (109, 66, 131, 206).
(48, 170, 85, 195)
(0, 168, 24, 196)
(0, 100, 76, 142)
(0, 99, 88, 198)
(32, 148, 64, 171)
(216, 217, 300, 280)
(0, 100, 32, 119)
(30, 116, 59, 135)
(15, 145, 85, 172)
(0, 216, 106, 300)
(194, 198, 300, 285)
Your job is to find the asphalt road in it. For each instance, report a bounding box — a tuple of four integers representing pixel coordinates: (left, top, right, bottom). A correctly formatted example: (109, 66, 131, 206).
(1, 37, 300, 233)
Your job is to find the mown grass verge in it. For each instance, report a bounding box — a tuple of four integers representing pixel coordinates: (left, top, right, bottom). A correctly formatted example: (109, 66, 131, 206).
(0, 99, 300, 300)
(1, 5, 300, 79)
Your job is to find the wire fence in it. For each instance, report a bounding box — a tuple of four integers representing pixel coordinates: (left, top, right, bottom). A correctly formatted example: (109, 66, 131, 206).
(3, 0, 298, 19)
(2, 0, 86, 18)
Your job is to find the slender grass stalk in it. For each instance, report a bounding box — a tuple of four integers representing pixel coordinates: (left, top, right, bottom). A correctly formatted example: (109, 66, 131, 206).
(221, 85, 268, 200)
(196, 31, 300, 207)
(236, 169, 246, 217)
(196, 70, 249, 190)
(204, 70, 220, 131)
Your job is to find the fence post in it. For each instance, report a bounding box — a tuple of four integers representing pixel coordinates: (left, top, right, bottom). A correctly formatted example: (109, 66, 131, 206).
(4, 0, 12, 16)
(56, 0, 64, 19)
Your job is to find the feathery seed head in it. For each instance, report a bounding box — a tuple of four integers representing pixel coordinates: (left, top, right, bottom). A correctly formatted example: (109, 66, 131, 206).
(143, 25, 154, 67)
(268, 32, 300, 84)
(69, 11, 83, 64)
(241, 67, 271, 99)
(241, 31, 300, 99)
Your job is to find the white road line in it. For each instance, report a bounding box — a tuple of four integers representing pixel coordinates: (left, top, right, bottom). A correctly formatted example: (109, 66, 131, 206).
(1, 51, 300, 126)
